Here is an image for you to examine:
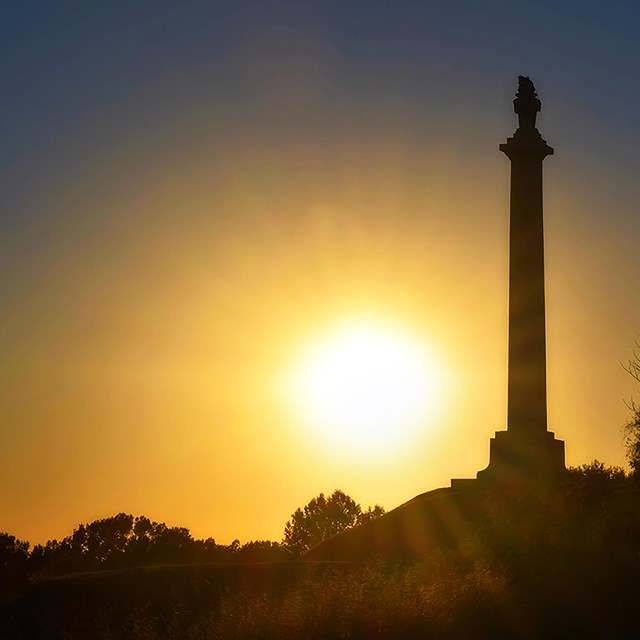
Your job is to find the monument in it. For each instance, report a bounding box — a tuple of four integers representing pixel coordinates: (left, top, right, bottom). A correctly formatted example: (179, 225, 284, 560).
(303, 77, 567, 561)
(473, 76, 565, 484)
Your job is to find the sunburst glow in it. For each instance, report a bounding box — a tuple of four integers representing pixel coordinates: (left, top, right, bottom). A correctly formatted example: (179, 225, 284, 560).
(290, 321, 443, 453)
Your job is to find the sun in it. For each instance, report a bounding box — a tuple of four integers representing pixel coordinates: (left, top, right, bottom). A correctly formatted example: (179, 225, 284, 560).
(289, 321, 443, 453)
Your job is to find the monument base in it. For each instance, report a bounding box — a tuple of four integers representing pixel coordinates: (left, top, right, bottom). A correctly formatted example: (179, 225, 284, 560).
(451, 429, 565, 490)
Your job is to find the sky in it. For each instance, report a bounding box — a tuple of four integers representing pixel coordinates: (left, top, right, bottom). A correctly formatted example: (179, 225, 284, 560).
(2, 0, 640, 546)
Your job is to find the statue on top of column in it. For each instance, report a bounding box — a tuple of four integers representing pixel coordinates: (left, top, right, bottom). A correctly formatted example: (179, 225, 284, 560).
(514, 75, 541, 132)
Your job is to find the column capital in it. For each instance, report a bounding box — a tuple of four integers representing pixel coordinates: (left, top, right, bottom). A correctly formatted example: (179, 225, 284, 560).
(500, 131, 554, 160)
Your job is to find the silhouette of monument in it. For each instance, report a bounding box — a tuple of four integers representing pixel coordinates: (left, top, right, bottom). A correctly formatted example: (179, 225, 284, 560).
(303, 77, 567, 562)
(459, 75, 565, 485)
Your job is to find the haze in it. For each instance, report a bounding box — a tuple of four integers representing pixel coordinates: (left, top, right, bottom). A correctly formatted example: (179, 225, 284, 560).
(2, 1, 639, 545)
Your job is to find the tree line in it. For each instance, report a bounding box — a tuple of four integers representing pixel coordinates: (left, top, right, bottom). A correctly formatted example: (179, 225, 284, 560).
(0, 490, 384, 605)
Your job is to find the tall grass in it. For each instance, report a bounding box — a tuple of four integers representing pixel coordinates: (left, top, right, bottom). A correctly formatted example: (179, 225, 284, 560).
(6, 552, 636, 639)
(19, 559, 512, 639)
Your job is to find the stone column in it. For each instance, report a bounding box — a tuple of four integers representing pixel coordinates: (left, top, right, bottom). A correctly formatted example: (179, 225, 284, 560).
(475, 77, 565, 483)
(500, 77, 553, 435)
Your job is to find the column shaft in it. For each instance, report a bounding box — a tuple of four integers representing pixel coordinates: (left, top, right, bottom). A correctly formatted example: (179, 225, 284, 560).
(506, 153, 548, 435)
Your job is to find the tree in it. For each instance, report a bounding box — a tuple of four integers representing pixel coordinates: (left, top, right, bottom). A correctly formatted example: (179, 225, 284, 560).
(283, 490, 385, 556)
(0, 532, 30, 571)
(360, 504, 386, 523)
(234, 540, 290, 563)
(25, 514, 211, 576)
(0, 533, 30, 604)
(623, 343, 640, 476)
(566, 460, 627, 505)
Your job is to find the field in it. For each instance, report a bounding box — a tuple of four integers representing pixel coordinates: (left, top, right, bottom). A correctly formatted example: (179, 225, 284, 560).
(2, 551, 639, 638)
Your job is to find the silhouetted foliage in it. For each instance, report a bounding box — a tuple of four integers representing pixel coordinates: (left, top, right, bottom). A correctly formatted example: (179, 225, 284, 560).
(6, 468, 640, 637)
(26, 514, 205, 575)
(566, 459, 627, 502)
(234, 540, 291, 563)
(0, 533, 30, 604)
(283, 490, 385, 556)
(10, 513, 291, 591)
(623, 344, 640, 476)
(4, 467, 640, 640)
(0, 533, 30, 572)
